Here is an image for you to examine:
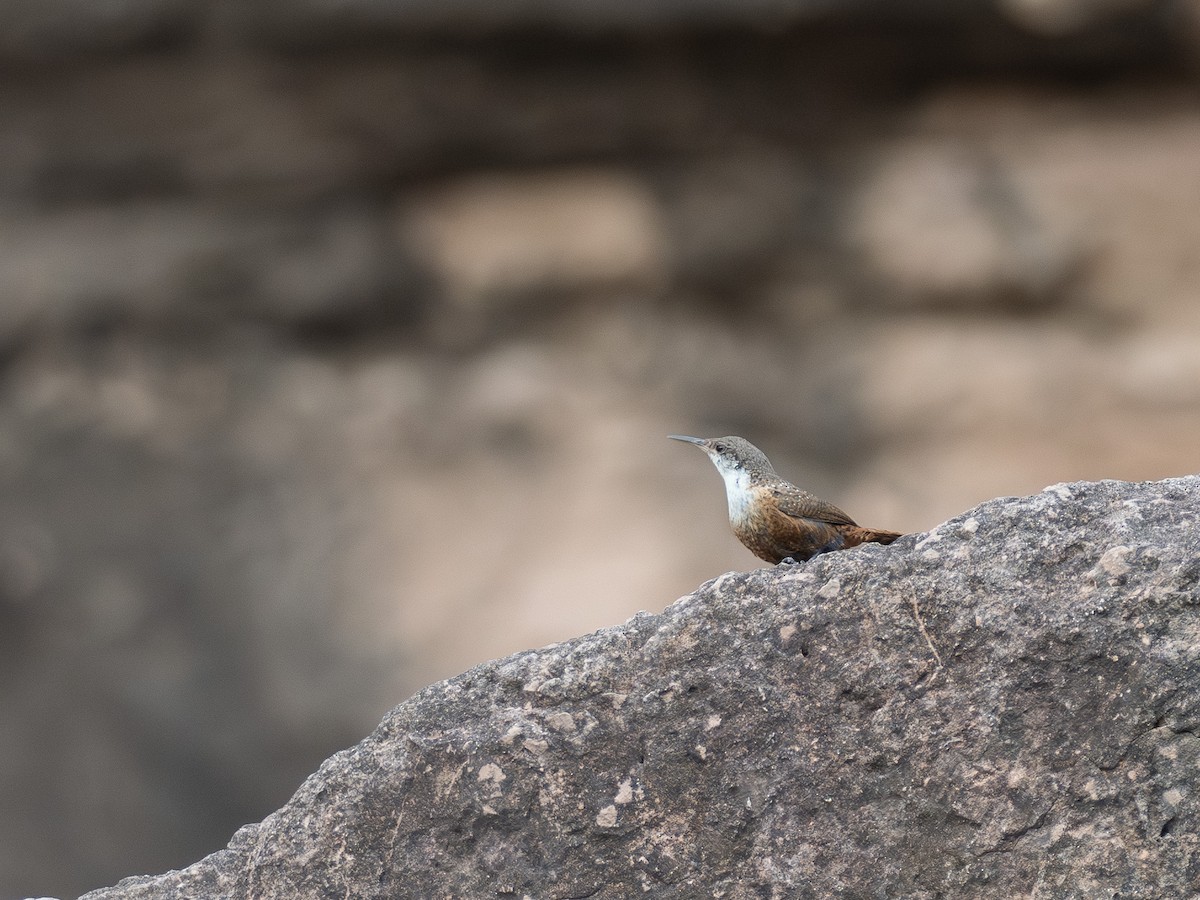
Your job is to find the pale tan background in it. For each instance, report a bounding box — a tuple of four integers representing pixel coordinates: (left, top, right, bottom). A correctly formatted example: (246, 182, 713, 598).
(3, 1, 1200, 897)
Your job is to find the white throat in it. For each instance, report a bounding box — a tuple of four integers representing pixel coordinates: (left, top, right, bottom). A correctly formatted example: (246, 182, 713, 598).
(714, 461, 754, 523)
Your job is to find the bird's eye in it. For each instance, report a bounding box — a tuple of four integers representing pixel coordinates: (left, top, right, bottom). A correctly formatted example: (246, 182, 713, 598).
(714, 442, 726, 453)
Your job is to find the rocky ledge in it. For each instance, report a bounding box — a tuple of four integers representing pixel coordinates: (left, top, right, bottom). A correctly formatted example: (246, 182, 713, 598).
(76, 477, 1200, 898)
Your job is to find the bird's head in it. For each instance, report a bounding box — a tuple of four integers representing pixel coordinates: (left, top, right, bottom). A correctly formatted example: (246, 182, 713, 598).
(668, 434, 775, 481)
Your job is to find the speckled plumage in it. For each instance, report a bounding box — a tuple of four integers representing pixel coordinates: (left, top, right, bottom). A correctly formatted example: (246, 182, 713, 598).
(669, 434, 903, 564)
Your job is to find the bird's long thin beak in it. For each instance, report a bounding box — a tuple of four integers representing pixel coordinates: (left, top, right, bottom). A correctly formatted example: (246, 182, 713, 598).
(668, 434, 707, 447)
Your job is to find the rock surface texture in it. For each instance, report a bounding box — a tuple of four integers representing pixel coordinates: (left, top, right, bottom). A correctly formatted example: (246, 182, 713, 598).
(77, 476, 1200, 899)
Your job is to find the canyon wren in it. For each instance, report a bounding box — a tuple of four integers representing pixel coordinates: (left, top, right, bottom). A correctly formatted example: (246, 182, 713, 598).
(669, 434, 903, 564)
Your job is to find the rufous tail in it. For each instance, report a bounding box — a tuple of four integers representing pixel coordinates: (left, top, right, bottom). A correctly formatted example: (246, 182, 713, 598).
(843, 526, 903, 547)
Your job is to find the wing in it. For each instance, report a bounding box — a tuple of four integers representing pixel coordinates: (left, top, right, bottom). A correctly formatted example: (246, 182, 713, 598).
(771, 485, 858, 527)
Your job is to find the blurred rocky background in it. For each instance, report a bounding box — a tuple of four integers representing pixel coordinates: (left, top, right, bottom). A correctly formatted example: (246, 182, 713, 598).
(4, 0, 1200, 897)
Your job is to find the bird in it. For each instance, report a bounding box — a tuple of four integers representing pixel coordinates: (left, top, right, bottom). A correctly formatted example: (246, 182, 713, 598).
(669, 434, 903, 564)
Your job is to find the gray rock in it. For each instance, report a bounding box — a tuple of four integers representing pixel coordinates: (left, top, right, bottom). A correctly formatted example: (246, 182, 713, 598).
(0, 0, 195, 59)
(77, 476, 1200, 898)
(242, 0, 886, 43)
(239, 0, 1170, 43)
(0, 201, 406, 338)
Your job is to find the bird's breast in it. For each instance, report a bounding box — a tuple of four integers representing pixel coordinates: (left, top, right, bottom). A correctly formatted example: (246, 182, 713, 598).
(726, 488, 845, 563)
